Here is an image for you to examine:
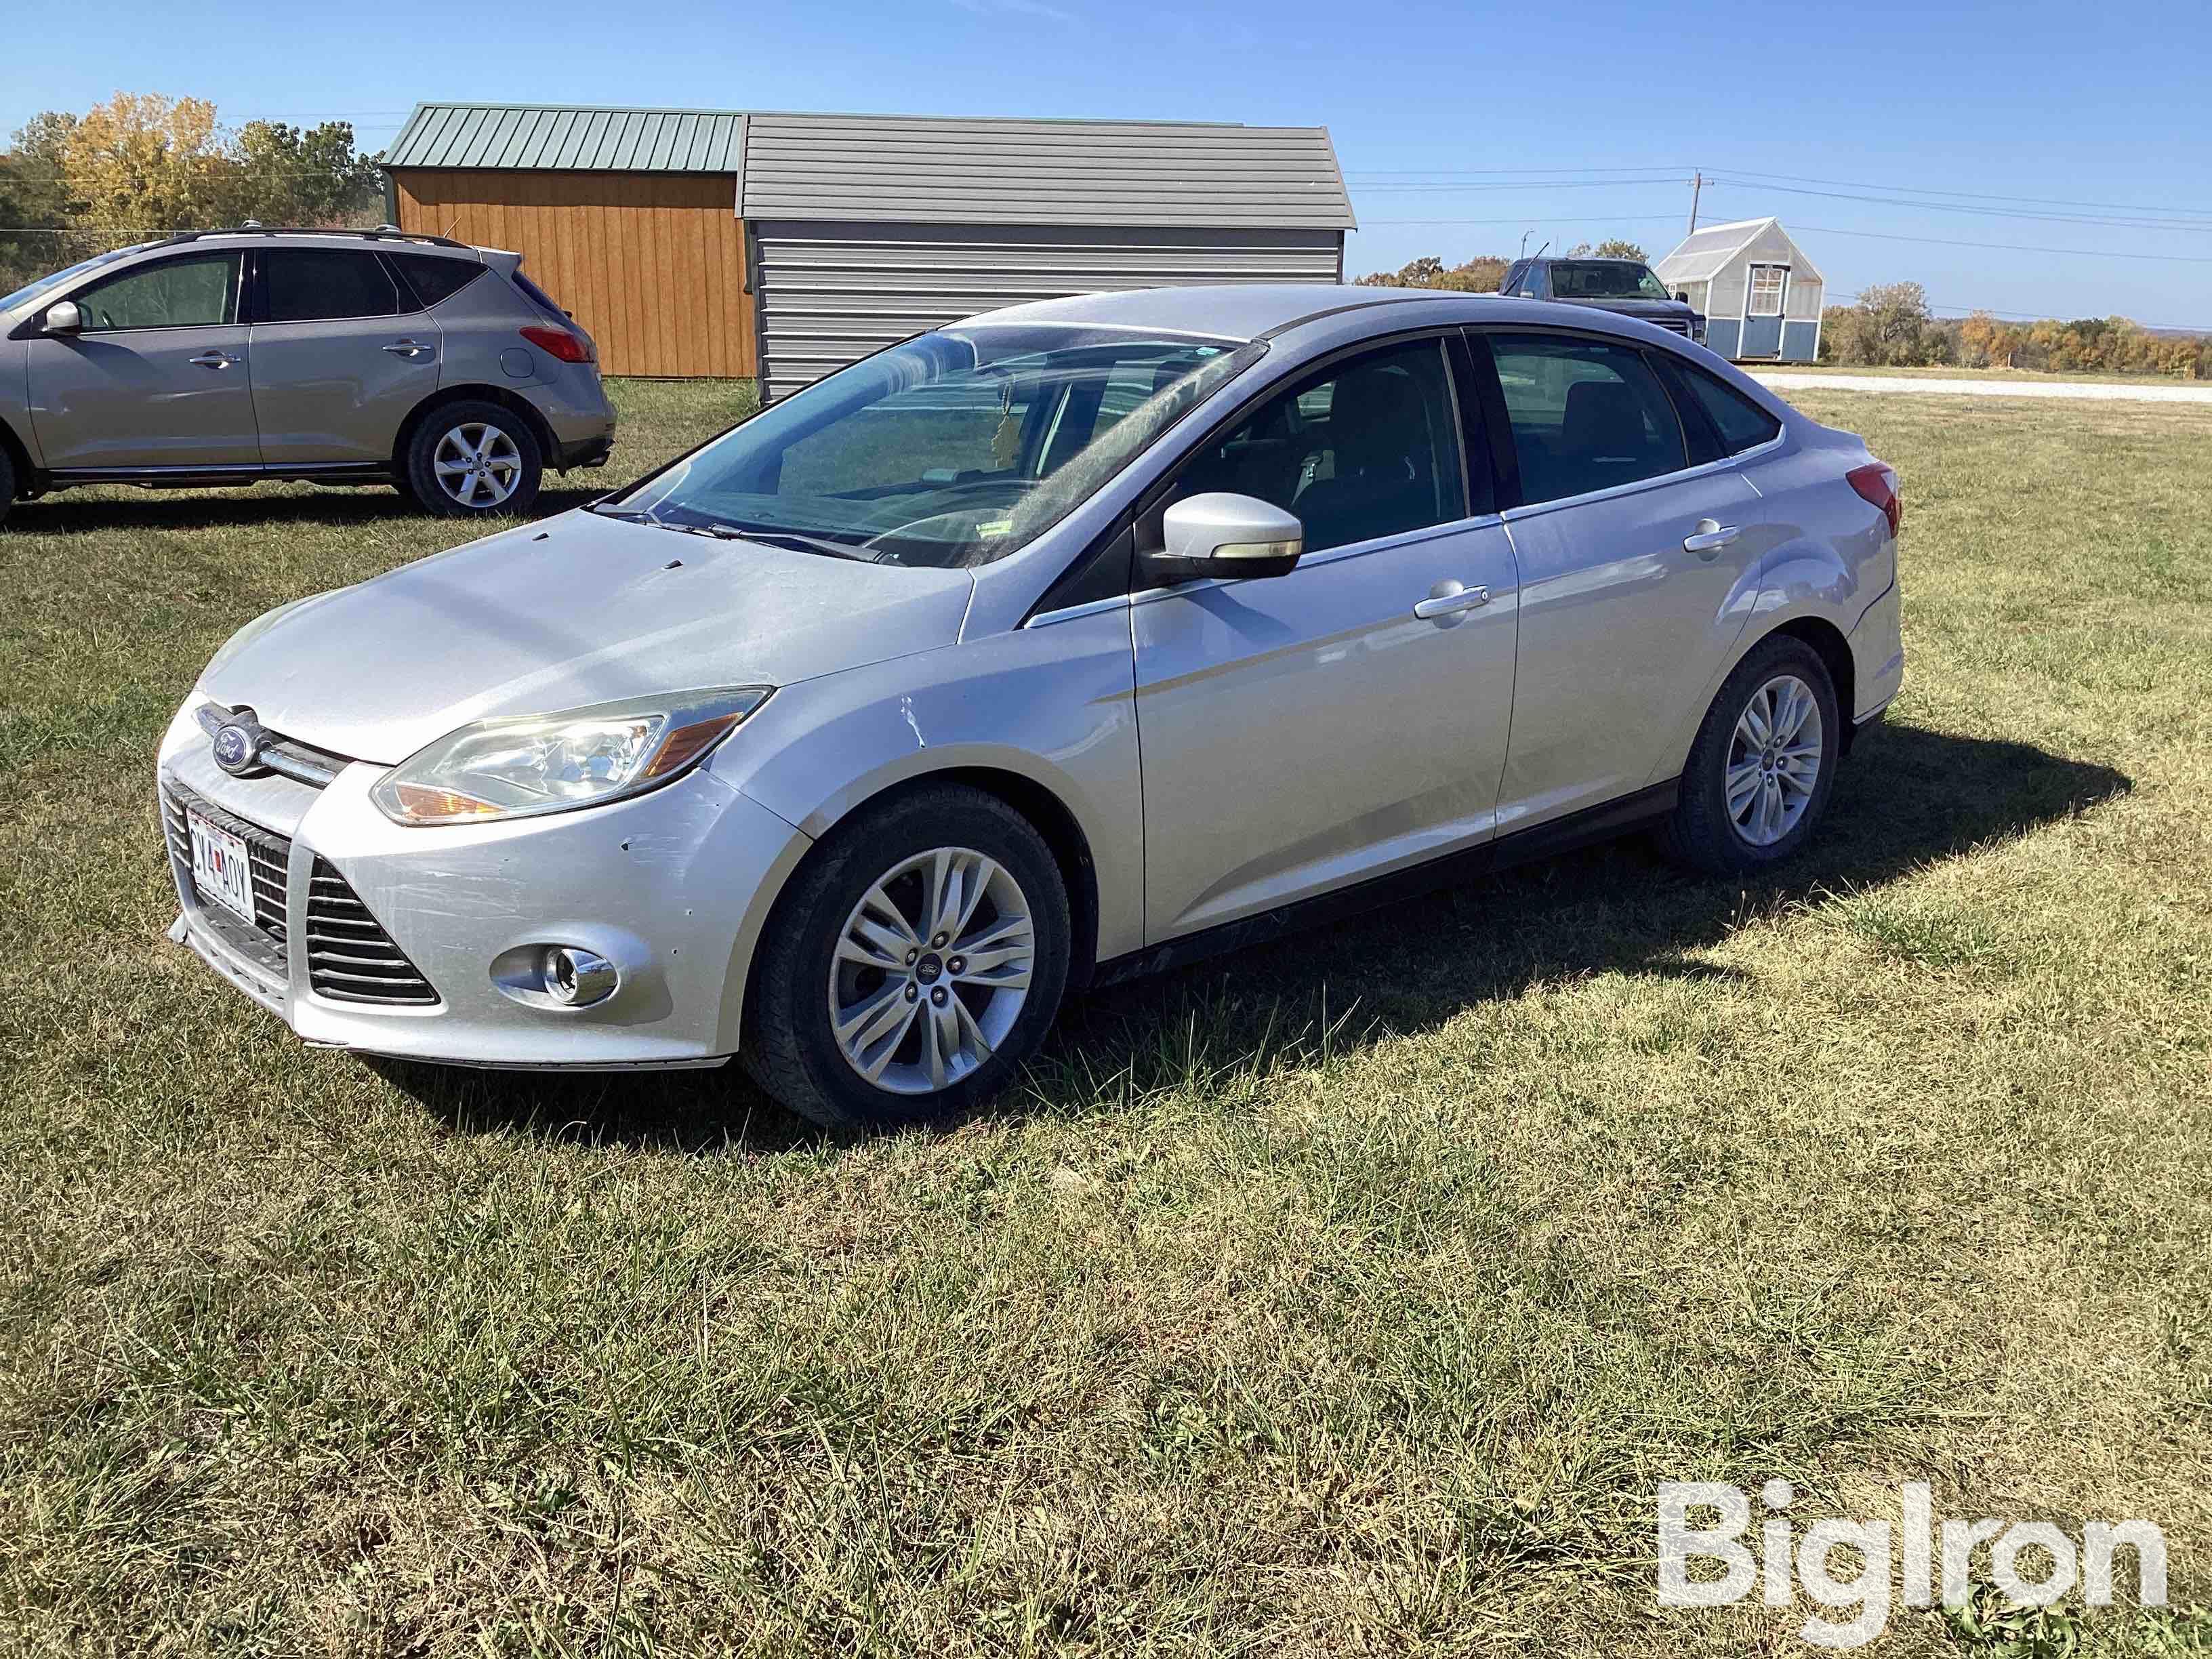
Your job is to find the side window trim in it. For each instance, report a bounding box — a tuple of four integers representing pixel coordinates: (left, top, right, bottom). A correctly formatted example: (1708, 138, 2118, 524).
(70, 252, 242, 333)
(1455, 328, 1522, 510)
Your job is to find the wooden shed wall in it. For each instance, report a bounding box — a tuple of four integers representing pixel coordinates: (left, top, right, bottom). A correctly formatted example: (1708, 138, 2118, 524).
(391, 169, 756, 379)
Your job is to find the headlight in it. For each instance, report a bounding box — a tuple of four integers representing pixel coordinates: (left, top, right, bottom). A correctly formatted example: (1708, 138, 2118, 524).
(371, 686, 773, 826)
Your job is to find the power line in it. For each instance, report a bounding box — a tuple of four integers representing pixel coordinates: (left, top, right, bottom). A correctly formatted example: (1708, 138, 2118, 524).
(1705, 176, 2212, 235)
(1779, 221, 2212, 265)
(1711, 166, 2212, 223)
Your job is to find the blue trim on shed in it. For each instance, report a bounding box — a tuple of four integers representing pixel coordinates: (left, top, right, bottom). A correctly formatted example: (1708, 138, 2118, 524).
(1781, 320, 1818, 363)
(1740, 315, 1784, 359)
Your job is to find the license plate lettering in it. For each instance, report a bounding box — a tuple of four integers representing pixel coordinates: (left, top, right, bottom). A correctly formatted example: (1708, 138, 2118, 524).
(187, 811, 258, 926)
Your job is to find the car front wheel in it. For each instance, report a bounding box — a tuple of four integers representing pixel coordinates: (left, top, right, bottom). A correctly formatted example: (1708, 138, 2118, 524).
(1660, 634, 1841, 876)
(741, 784, 1071, 1130)
(402, 401, 543, 518)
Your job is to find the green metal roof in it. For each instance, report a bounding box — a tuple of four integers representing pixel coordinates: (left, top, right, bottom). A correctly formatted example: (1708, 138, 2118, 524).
(380, 103, 747, 173)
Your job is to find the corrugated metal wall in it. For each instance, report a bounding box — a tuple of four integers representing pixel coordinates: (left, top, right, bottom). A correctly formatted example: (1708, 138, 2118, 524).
(392, 169, 756, 379)
(752, 221, 1343, 396)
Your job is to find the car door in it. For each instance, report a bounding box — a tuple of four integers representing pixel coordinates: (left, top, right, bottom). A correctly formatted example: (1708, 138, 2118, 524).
(1473, 328, 1765, 830)
(25, 250, 258, 469)
(1132, 332, 1521, 942)
(246, 248, 439, 464)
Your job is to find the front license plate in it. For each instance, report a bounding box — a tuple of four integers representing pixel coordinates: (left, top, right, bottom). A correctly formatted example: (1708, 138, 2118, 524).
(188, 811, 257, 926)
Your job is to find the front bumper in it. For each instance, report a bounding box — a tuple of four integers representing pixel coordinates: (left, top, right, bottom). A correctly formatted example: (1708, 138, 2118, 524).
(157, 701, 808, 1070)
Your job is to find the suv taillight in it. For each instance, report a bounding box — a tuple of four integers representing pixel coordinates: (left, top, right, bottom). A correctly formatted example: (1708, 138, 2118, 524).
(1847, 462, 1901, 539)
(520, 323, 592, 365)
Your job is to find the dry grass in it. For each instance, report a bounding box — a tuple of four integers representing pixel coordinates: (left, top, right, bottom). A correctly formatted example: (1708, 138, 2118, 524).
(3, 381, 2210, 1656)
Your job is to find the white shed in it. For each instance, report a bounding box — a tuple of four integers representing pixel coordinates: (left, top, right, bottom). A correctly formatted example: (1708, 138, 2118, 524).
(1654, 217, 1826, 363)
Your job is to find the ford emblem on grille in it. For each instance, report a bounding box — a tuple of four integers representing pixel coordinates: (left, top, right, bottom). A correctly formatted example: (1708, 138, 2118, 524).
(213, 722, 260, 776)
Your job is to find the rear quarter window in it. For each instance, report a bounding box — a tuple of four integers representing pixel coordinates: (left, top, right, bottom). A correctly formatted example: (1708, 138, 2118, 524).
(1675, 361, 1784, 453)
(388, 253, 485, 310)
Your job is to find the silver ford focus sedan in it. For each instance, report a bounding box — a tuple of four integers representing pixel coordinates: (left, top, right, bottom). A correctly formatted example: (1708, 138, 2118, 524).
(159, 285, 1904, 1128)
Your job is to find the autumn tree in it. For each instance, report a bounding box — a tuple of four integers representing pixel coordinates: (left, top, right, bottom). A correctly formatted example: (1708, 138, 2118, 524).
(1564, 239, 1649, 261)
(1355, 253, 1510, 292)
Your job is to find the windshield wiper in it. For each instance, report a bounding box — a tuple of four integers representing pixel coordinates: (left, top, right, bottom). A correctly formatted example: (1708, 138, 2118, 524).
(703, 525, 872, 561)
(588, 504, 663, 525)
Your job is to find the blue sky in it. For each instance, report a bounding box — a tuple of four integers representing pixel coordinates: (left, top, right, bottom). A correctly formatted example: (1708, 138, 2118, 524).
(7, 0, 2210, 326)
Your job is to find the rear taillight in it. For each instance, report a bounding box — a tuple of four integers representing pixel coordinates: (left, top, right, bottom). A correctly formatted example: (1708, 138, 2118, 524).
(520, 323, 592, 365)
(1847, 462, 1901, 539)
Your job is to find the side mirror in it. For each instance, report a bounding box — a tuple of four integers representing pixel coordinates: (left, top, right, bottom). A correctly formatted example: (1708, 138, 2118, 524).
(1675, 291, 1690, 304)
(1144, 493, 1303, 584)
(43, 300, 82, 333)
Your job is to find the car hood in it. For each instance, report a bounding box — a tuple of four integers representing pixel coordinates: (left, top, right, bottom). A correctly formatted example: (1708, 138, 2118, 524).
(199, 512, 976, 762)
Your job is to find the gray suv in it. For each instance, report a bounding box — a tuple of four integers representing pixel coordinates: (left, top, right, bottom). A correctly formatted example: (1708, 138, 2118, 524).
(0, 228, 617, 523)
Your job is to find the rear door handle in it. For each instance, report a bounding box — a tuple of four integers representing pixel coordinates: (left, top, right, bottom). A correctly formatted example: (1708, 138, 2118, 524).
(1413, 581, 1491, 620)
(187, 351, 237, 369)
(1683, 519, 1740, 557)
(382, 339, 434, 357)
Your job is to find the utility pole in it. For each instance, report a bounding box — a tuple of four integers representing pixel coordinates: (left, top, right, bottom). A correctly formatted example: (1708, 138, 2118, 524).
(1687, 171, 1704, 236)
(1519, 228, 1533, 258)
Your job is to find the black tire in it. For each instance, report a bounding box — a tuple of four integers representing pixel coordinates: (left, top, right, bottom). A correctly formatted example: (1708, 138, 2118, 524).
(741, 783, 1072, 1131)
(0, 441, 15, 527)
(401, 399, 542, 518)
(1659, 634, 1841, 876)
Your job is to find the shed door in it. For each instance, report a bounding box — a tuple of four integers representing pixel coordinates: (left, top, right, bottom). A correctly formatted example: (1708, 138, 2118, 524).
(749, 220, 1343, 400)
(1740, 263, 1790, 359)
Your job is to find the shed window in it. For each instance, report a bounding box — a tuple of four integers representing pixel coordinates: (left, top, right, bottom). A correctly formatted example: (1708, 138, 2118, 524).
(1747, 266, 1788, 317)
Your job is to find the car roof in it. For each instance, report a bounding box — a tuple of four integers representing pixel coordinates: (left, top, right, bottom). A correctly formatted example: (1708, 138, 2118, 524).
(965, 283, 1678, 345)
(123, 228, 487, 260)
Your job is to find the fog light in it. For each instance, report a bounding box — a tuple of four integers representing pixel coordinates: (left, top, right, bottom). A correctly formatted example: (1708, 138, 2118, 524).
(541, 945, 618, 1008)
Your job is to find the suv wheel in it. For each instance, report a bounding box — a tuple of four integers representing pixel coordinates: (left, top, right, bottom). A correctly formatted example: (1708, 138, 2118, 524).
(743, 785, 1071, 1131)
(403, 400, 542, 517)
(1660, 634, 1841, 876)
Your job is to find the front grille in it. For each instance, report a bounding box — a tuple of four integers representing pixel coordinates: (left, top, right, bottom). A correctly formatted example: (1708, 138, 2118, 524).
(163, 782, 290, 966)
(1657, 319, 1693, 335)
(305, 859, 438, 1006)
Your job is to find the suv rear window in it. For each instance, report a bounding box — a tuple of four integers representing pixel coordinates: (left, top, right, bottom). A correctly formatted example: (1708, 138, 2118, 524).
(389, 253, 483, 310)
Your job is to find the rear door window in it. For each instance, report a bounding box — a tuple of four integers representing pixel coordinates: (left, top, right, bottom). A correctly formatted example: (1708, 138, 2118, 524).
(1486, 333, 1687, 505)
(262, 249, 402, 323)
(73, 253, 241, 331)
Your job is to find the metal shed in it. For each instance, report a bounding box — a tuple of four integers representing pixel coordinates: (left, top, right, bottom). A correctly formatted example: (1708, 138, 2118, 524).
(382, 103, 758, 378)
(737, 112, 1355, 397)
(1654, 217, 1826, 363)
(382, 104, 1354, 389)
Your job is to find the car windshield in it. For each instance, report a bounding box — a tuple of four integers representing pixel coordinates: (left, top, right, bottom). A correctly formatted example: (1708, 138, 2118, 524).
(1549, 262, 1671, 301)
(0, 243, 155, 314)
(606, 325, 1261, 568)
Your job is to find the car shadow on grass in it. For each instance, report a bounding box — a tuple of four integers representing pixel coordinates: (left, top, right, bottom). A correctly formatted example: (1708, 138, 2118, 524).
(7, 483, 612, 537)
(386, 721, 2129, 1151)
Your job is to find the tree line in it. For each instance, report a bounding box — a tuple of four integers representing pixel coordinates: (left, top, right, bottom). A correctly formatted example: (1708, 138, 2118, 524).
(1820, 282, 2208, 377)
(0, 92, 384, 291)
(1354, 241, 1650, 292)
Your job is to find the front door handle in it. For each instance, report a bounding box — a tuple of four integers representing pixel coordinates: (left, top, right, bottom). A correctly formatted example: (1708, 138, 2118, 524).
(1684, 519, 1740, 558)
(187, 351, 237, 369)
(382, 339, 434, 356)
(1413, 580, 1491, 621)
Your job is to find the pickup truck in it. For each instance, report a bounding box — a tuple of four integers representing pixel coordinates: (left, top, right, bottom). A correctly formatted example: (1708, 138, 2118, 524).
(1498, 256, 1706, 344)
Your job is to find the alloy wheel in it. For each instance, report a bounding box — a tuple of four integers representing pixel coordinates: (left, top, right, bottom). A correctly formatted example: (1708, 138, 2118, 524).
(1726, 673, 1824, 846)
(827, 847, 1036, 1094)
(432, 422, 523, 509)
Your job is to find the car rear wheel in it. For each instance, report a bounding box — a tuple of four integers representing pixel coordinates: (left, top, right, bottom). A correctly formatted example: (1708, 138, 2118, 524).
(741, 784, 1071, 1131)
(1660, 634, 1841, 876)
(402, 401, 542, 518)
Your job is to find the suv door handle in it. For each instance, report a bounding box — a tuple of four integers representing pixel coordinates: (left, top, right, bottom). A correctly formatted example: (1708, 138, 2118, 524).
(187, 351, 237, 369)
(382, 339, 434, 356)
(1413, 581, 1491, 621)
(1683, 519, 1740, 558)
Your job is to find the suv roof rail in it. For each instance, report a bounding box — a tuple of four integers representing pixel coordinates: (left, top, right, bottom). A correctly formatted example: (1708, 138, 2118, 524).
(152, 226, 475, 251)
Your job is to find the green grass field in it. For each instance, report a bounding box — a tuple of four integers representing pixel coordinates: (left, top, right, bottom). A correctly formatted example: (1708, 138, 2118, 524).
(3, 380, 2210, 1656)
